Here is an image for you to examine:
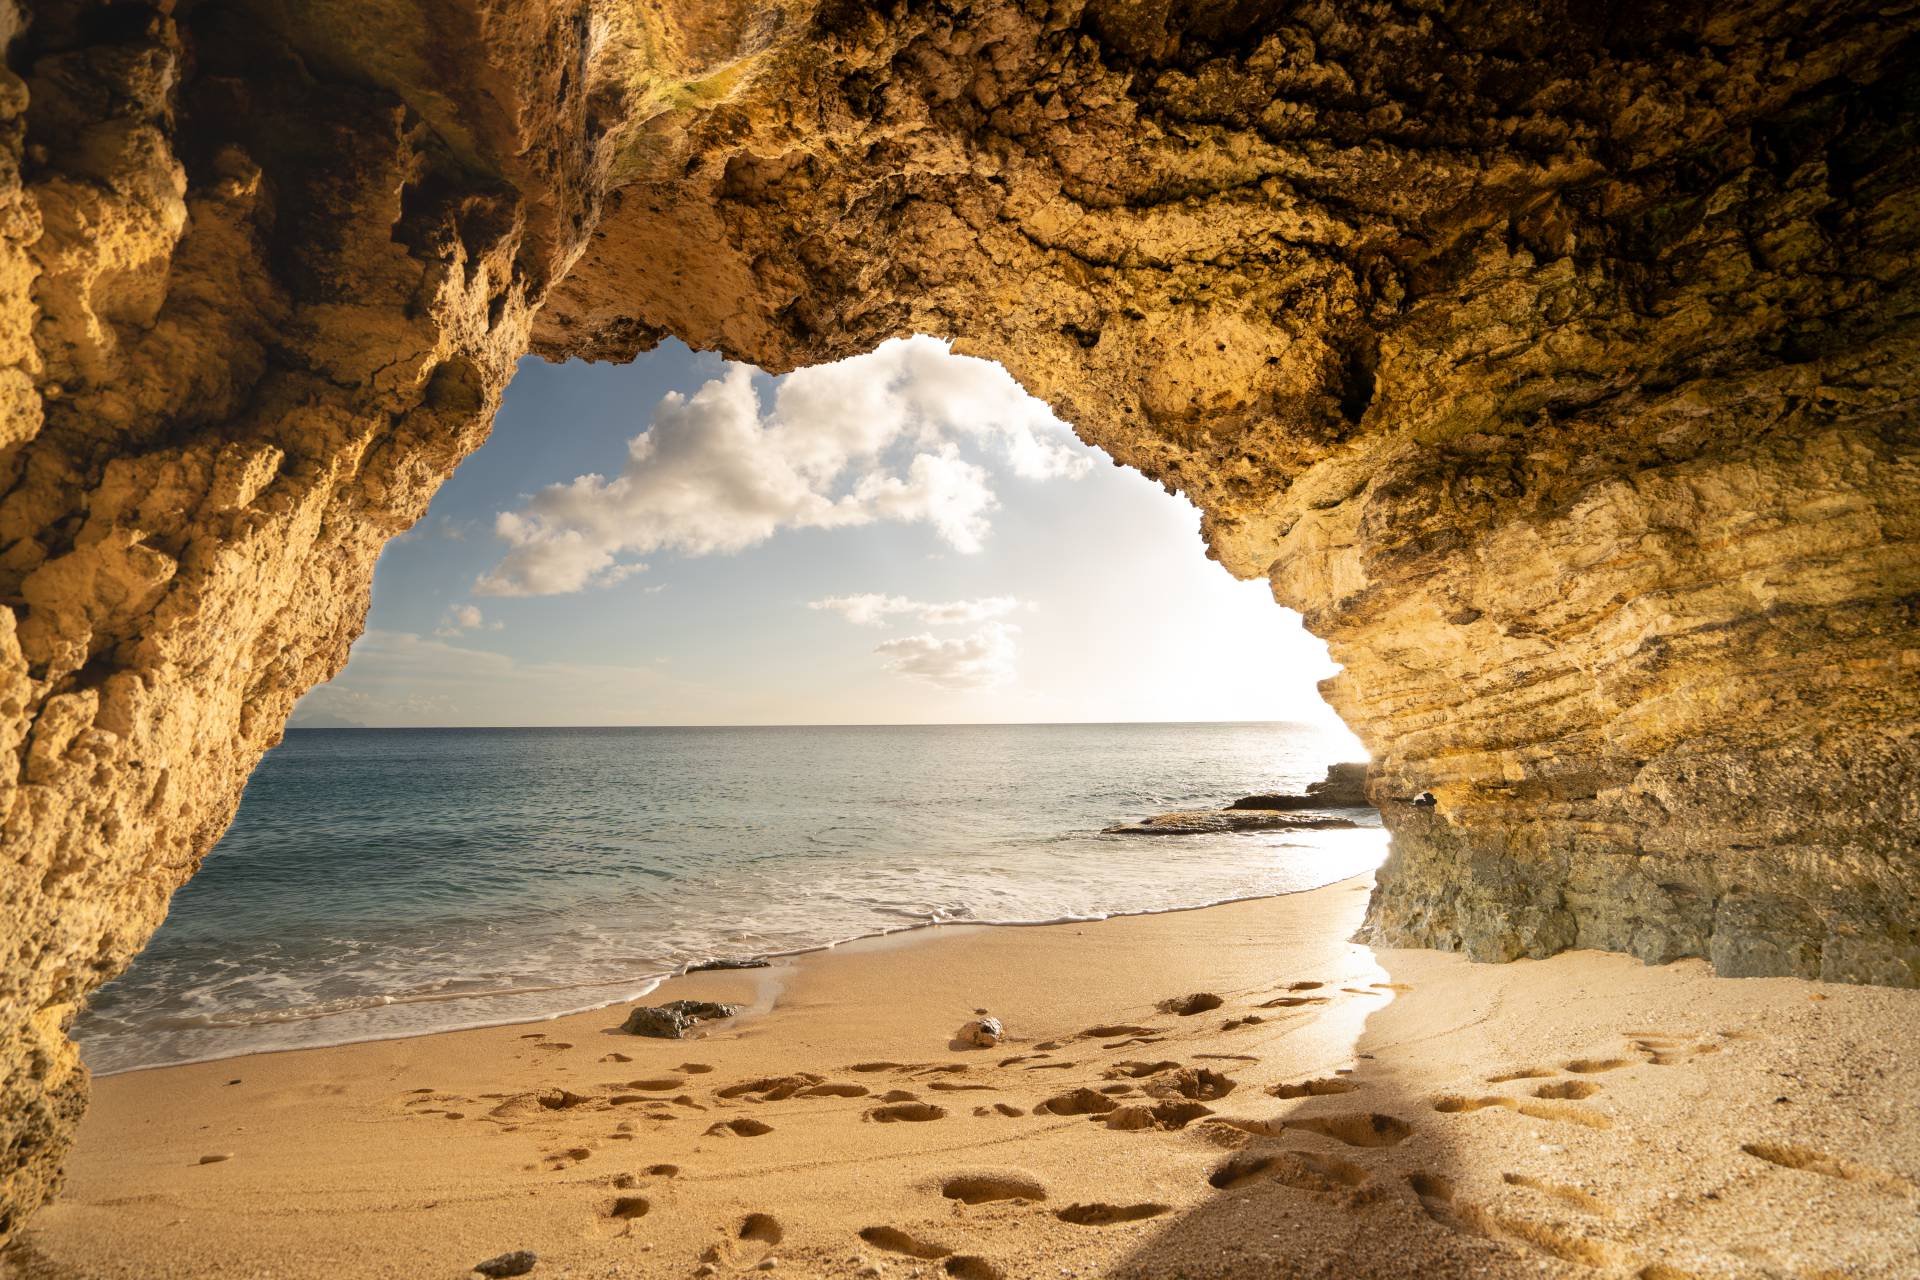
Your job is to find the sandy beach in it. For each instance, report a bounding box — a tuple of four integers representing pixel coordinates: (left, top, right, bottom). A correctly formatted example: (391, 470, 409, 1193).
(9, 875, 1918, 1280)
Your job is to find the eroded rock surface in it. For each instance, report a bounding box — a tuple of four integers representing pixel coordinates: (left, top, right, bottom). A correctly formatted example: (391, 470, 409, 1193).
(1, 0, 1916, 1240)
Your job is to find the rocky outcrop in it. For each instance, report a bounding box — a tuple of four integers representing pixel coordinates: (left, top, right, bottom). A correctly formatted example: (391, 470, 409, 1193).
(1225, 762, 1372, 810)
(2, 0, 1916, 1241)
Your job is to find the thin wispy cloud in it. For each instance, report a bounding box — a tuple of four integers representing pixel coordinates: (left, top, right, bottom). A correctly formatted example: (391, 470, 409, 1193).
(292, 630, 695, 726)
(873, 622, 1019, 690)
(475, 337, 1088, 597)
(809, 593, 1020, 628)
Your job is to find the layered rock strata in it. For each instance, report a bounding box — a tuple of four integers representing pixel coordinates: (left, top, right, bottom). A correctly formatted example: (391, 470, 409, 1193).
(2, 0, 1916, 1240)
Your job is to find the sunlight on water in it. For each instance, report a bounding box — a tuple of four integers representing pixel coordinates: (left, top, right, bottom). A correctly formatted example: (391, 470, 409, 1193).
(76, 722, 1383, 1073)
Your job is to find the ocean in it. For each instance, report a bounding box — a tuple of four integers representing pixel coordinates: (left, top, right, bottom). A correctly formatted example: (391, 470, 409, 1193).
(73, 722, 1385, 1074)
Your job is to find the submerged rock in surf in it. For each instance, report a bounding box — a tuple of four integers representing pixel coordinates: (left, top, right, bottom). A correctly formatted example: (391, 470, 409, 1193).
(686, 956, 772, 973)
(1102, 812, 1361, 836)
(620, 999, 742, 1038)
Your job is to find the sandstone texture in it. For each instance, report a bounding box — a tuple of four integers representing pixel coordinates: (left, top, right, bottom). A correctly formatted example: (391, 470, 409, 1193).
(1, 0, 1916, 1242)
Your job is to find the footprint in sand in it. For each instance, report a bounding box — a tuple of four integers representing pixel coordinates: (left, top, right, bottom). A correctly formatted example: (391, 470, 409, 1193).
(1486, 1067, 1555, 1083)
(1432, 1094, 1612, 1131)
(702, 1214, 783, 1269)
(1562, 1057, 1635, 1074)
(623, 1076, 686, 1092)
(1035, 1088, 1118, 1117)
(929, 1081, 996, 1093)
(798, 1082, 871, 1098)
(1258, 996, 1330, 1009)
(859, 1226, 951, 1260)
(868, 1102, 947, 1123)
(1502, 1171, 1612, 1215)
(1286, 1112, 1413, 1147)
(1628, 1034, 1722, 1066)
(1268, 1077, 1359, 1099)
(679, 1062, 716, 1074)
(1741, 1142, 1915, 1194)
(1222, 1015, 1264, 1030)
(1103, 1101, 1212, 1131)
(1157, 993, 1224, 1016)
(706, 1118, 774, 1137)
(1410, 1172, 1626, 1267)
(1081, 1024, 1156, 1039)
(940, 1172, 1047, 1204)
(717, 1074, 822, 1101)
(1142, 1068, 1235, 1102)
(1206, 1149, 1371, 1195)
(1532, 1080, 1602, 1100)
(943, 1257, 1002, 1279)
(1055, 1202, 1169, 1225)
(1104, 1060, 1179, 1080)
(606, 1195, 650, 1220)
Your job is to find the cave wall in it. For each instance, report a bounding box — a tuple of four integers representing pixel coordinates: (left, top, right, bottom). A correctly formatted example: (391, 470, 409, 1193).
(2, 0, 1915, 1242)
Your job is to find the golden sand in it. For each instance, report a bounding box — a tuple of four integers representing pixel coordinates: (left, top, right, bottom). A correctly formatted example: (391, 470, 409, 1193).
(13, 876, 1918, 1279)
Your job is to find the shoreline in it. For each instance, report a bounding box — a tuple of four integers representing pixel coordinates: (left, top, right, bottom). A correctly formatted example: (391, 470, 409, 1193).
(82, 870, 1385, 1079)
(20, 875, 1920, 1279)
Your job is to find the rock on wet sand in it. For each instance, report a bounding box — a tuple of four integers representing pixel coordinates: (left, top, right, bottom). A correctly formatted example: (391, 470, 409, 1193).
(620, 1000, 742, 1038)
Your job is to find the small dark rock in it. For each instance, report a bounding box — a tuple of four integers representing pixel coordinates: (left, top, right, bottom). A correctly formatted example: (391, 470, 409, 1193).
(474, 1250, 537, 1277)
(620, 999, 742, 1038)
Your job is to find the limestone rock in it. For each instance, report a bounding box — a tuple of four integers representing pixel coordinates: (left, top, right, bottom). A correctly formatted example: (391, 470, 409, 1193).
(1, 0, 1916, 1244)
(1228, 764, 1373, 811)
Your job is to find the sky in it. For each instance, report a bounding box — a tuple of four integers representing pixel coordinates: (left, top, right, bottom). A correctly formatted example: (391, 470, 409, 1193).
(290, 337, 1351, 729)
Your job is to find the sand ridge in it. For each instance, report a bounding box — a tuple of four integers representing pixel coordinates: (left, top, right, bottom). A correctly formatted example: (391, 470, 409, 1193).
(8, 877, 1918, 1279)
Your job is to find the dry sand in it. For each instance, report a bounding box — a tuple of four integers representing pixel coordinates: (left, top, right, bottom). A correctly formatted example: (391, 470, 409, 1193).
(8, 875, 1918, 1279)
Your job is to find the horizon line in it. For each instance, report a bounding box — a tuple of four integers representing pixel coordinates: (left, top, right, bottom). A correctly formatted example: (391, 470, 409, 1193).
(286, 716, 1348, 732)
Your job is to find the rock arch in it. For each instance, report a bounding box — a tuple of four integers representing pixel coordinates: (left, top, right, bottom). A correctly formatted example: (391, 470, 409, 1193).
(1, 0, 1914, 1239)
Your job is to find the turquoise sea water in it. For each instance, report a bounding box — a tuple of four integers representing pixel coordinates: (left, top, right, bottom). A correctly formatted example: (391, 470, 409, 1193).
(75, 722, 1384, 1074)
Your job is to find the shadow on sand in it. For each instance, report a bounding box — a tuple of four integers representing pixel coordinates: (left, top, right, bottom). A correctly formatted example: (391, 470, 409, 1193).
(1100, 960, 1582, 1280)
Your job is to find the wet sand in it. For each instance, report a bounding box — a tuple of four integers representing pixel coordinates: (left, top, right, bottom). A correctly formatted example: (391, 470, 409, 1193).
(10, 874, 1919, 1279)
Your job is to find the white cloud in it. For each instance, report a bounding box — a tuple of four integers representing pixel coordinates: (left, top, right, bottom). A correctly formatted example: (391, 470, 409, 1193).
(435, 603, 504, 637)
(873, 622, 1019, 690)
(476, 337, 1089, 596)
(809, 593, 1021, 628)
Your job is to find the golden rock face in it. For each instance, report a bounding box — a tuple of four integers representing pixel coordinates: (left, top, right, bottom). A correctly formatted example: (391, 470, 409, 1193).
(1, 0, 1915, 1238)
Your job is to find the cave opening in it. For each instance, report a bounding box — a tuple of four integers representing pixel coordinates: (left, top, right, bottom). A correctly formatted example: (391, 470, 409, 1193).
(66, 337, 1384, 1078)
